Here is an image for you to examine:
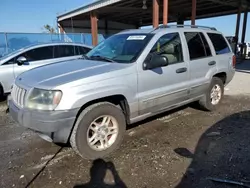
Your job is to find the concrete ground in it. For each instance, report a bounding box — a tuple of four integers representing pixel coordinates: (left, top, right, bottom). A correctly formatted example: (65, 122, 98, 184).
(1, 61, 250, 188)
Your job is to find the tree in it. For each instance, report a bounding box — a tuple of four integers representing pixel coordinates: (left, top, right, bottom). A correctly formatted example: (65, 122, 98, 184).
(43, 24, 56, 33)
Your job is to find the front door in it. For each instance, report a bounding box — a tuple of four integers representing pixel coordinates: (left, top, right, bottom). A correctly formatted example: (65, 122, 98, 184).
(137, 32, 189, 115)
(13, 46, 54, 79)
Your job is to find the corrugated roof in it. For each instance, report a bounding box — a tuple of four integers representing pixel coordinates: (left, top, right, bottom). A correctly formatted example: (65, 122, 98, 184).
(57, 0, 250, 27)
(57, 0, 123, 22)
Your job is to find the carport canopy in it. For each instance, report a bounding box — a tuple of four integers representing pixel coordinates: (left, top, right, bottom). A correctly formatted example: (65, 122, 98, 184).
(57, 0, 250, 46)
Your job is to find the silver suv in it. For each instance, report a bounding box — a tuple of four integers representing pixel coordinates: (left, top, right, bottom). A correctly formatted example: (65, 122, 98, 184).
(0, 42, 92, 99)
(9, 25, 235, 159)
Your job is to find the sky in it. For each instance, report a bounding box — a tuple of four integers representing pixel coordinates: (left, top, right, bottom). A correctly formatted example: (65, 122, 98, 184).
(0, 0, 250, 41)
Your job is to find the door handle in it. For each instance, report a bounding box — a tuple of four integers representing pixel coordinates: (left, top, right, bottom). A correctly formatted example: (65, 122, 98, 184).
(176, 67, 187, 73)
(208, 61, 216, 66)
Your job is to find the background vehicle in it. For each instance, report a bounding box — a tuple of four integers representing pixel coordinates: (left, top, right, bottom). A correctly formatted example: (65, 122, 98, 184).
(0, 42, 92, 99)
(9, 25, 235, 160)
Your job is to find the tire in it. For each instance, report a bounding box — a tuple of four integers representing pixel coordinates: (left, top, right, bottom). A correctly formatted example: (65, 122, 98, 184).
(199, 77, 224, 111)
(70, 102, 126, 160)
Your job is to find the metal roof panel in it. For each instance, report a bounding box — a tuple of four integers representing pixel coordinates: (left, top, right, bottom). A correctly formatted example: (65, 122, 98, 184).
(57, 0, 123, 21)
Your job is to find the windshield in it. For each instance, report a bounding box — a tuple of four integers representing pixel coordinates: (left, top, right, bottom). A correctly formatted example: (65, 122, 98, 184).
(86, 33, 153, 63)
(0, 47, 26, 60)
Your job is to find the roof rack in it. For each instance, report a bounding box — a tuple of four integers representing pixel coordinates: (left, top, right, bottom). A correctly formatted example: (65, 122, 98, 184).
(156, 24, 217, 31)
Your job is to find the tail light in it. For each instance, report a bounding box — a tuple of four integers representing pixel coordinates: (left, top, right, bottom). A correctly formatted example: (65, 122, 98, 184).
(232, 55, 236, 68)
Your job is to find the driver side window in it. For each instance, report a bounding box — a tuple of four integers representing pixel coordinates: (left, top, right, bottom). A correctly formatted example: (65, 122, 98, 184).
(148, 32, 183, 65)
(3, 58, 15, 65)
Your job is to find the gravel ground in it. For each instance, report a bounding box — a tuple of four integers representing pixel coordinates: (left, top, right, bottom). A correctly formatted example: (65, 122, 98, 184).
(1, 61, 250, 188)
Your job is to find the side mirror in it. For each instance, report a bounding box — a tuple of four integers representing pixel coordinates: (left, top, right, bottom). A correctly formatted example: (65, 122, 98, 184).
(16, 56, 27, 66)
(144, 54, 168, 70)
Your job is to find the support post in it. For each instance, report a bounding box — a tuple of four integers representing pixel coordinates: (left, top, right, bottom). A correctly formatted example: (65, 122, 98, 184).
(90, 11, 98, 46)
(177, 13, 184, 25)
(191, 0, 197, 25)
(4, 33, 9, 55)
(241, 10, 248, 58)
(163, 0, 168, 25)
(241, 10, 248, 44)
(235, 6, 241, 41)
(58, 23, 65, 42)
(153, 0, 159, 28)
(104, 19, 108, 37)
(235, 5, 241, 54)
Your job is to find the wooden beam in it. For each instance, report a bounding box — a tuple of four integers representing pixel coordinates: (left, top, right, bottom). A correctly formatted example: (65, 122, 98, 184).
(207, 0, 238, 7)
(191, 0, 197, 25)
(104, 19, 108, 35)
(163, 0, 169, 25)
(153, 0, 159, 28)
(90, 11, 98, 46)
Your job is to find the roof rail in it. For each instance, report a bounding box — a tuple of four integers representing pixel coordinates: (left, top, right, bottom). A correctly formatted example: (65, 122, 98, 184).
(156, 24, 217, 31)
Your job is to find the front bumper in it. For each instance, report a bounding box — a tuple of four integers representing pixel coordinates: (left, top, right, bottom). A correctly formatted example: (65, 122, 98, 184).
(9, 100, 79, 143)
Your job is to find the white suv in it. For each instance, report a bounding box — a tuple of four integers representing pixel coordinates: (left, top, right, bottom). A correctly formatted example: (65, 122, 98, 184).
(9, 25, 235, 159)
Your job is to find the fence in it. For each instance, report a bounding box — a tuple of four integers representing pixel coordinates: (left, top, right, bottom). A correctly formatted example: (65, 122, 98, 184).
(0, 32, 109, 57)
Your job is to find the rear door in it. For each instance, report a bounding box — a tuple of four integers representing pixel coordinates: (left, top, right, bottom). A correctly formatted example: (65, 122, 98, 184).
(183, 31, 216, 98)
(77, 45, 92, 55)
(53, 45, 82, 62)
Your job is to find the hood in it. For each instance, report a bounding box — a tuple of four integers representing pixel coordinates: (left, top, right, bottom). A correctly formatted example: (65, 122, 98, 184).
(17, 59, 132, 89)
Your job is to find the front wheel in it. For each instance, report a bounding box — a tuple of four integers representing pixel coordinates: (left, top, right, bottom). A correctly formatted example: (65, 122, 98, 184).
(70, 102, 126, 159)
(199, 77, 224, 111)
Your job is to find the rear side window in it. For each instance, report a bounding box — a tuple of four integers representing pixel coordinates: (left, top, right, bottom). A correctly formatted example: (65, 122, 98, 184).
(20, 46, 53, 61)
(78, 46, 91, 55)
(184, 32, 210, 60)
(200, 33, 212, 56)
(54, 45, 75, 58)
(207, 33, 231, 55)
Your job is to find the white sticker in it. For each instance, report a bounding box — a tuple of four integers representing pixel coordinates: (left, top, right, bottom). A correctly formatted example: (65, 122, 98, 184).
(127, 35, 146, 40)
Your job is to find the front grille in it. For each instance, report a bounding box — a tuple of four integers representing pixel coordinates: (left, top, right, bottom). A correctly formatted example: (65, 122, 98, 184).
(11, 84, 27, 108)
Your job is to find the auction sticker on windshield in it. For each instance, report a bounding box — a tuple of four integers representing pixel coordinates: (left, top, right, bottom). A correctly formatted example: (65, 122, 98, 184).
(127, 35, 146, 40)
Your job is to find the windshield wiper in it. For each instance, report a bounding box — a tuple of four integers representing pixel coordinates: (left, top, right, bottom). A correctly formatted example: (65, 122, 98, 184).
(89, 55, 116, 63)
(80, 54, 89, 60)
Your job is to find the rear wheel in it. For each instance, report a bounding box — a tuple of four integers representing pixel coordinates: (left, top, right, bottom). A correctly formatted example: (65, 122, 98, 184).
(199, 77, 224, 111)
(70, 102, 126, 159)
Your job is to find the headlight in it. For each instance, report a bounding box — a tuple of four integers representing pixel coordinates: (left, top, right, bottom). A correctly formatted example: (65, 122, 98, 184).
(26, 88, 62, 110)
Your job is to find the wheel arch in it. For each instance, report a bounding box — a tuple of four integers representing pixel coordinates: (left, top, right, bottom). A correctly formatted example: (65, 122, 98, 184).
(66, 94, 130, 144)
(213, 72, 227, 84)
(75, 94, 130, 124)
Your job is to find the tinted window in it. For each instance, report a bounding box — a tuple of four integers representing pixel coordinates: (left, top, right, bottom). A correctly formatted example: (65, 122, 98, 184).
(19, 46, 53, 61)
(78, 46, 91, 55)
(54, 45, 75, 58)
(200, 33, 212, 56)
(184, 32, 207, 60)
(148, 32, 183, 65)
(3, 58, 15, 65)
(207, 33, 231, 55)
